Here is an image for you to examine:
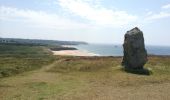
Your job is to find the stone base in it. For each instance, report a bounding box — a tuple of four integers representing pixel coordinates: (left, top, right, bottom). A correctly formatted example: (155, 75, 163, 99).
(123, 67, 152, 75)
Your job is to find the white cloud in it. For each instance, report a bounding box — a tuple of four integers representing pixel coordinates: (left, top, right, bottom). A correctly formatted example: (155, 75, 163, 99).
(144, 4, 170, 21)
(0, 6, 90, 30)
(146, 11, 153, 16)
(146, 12, 170, 20)
(58, 0, 137, 27)
(162, 4, 170, 9)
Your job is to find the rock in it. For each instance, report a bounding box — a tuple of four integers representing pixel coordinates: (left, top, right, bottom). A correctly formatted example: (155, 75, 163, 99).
(122, 27, 147, 69)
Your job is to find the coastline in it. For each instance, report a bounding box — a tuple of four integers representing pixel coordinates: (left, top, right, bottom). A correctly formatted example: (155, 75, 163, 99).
(51, 45, 99, 56)
(52, 50, 99, 56)
(51, 45, 170, 57)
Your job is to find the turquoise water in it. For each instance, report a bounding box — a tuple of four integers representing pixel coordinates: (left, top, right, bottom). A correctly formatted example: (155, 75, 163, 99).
(74, 44, 170, 56)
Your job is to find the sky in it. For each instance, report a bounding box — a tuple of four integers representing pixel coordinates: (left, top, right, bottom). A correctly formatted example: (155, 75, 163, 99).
(0, 0, 170, 46)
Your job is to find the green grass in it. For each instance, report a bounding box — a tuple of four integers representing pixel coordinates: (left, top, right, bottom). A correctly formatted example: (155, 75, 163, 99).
(0, 44, 55, 78)
(146, 56, 170, 75)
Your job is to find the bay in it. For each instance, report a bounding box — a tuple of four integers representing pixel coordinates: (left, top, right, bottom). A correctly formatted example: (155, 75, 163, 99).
(73, 44, 170, 56)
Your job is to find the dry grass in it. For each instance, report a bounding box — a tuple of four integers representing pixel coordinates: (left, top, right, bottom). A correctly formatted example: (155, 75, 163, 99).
(0, 56, 170, 100)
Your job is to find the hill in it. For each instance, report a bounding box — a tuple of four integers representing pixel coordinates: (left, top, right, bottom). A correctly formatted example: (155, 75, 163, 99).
(0, 37, 88, 46)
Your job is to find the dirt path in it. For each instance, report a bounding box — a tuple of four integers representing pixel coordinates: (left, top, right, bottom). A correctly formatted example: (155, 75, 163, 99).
(0, 60, 62, 88)
(40, 59, 63, 72)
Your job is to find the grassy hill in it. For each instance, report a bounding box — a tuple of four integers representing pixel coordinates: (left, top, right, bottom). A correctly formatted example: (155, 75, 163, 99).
(0, 44, 170, 100)
(0, 37, 88, 45)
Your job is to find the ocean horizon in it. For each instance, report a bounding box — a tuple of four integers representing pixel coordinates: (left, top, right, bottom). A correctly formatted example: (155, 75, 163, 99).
(73, 44, 170, 56)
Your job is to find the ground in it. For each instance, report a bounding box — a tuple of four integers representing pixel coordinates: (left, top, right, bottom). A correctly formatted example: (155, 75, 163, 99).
(0, 55, 170, 100)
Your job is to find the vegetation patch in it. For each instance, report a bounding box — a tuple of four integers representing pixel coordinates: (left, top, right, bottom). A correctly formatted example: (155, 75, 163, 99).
(47, 56, 121, 73)
(0, 44, 55, 78)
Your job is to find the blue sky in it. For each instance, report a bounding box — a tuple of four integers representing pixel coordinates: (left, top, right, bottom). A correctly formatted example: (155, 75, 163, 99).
(0, 0, 170, 46)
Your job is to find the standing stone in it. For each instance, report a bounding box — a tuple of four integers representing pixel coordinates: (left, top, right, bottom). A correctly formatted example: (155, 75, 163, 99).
(122, 27, 147, 69)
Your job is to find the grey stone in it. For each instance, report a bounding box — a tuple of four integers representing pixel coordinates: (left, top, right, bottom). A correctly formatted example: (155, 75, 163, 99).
(122, 27, 147, 69)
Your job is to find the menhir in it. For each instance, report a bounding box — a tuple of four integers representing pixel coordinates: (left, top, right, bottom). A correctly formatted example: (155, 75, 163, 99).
(122, 27, 147, 69)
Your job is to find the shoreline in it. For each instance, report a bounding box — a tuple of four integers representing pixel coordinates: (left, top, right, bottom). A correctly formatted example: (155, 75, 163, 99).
(52, 49, 170, 57)
(51, 45, 99, 56)
(52, 50, 99, 56)
(51, 45, 170, 57)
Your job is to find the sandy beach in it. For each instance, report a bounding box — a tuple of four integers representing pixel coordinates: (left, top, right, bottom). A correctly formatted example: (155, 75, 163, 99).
(52, 50, 98, 56)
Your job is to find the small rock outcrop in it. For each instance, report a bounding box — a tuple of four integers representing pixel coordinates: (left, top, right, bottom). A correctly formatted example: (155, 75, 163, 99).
(122, 27, 147, 70)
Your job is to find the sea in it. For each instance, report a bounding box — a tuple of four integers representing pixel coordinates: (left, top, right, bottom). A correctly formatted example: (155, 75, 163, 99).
(73, 44, 170, 56)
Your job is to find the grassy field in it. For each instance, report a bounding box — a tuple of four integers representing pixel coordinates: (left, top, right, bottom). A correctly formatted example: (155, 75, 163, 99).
(0, 44, 55, 78)
(0, 50, 170, 100)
